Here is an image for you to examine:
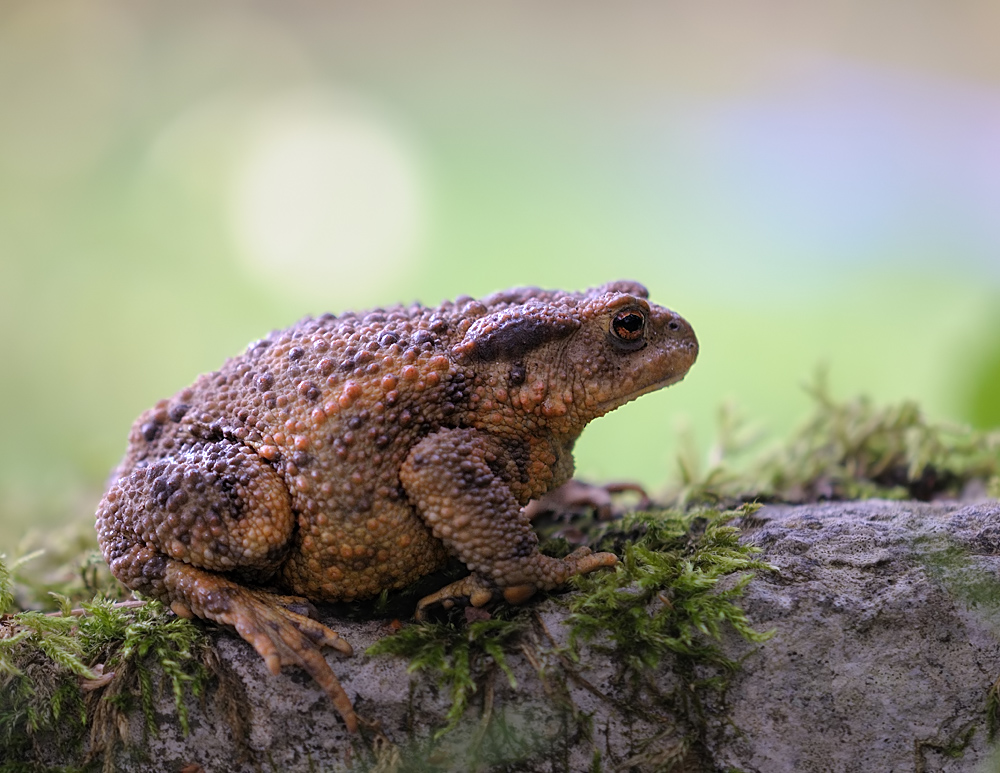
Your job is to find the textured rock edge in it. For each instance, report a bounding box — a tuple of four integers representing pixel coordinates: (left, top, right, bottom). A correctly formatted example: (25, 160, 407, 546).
(37, 499, 1000, 772)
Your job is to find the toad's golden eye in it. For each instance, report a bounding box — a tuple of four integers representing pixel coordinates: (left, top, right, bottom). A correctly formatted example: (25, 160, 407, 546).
(611, 309, 645, 343)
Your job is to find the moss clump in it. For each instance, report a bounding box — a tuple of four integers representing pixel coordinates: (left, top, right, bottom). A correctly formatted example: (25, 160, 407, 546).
(6, 520, 126, 614)
(367, 504, 773, 771)
(0, 556, 13, 617)
(671, 375, 1000, 507)
(552, 505, 773, 769)
(567, 504, 773, 674)
(367, 616, 523, 737)
(0, 554, 211, 771)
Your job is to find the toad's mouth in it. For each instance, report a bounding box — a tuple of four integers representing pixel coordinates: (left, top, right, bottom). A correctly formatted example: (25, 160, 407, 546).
(594, 370, 690, 415)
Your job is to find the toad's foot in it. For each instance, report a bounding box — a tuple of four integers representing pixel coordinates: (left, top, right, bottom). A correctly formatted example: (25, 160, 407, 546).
(414, 546, 618, 621)
(164, 564, 358, 732)
(414, 574, 496, 621)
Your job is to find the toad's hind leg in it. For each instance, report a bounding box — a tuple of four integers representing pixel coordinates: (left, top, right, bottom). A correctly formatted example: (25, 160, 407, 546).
(164, 563, 356, 731)
(96, 441, 357, 731)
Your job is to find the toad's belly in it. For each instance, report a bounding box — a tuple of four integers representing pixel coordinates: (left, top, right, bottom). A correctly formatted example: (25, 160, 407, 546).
(277, 502, 450, 601)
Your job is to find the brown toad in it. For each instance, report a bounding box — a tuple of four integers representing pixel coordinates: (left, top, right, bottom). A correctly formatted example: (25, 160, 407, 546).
(96, 281, 698, 731)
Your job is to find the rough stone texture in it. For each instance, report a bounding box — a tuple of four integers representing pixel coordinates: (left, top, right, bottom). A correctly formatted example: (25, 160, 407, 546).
(708, 499, 1000, 773)
(98, 499, 1000, 772)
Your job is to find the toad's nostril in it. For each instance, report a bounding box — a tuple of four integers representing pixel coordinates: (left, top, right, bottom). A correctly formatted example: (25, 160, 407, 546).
(667, 320, 680, 331)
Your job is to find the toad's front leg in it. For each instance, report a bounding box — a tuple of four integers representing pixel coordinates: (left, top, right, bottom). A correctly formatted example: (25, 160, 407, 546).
(96, 441, 358, 731)
(399, 428, 618, 619)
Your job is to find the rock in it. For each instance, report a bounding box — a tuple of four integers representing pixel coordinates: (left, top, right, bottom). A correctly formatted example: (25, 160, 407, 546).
(56, 500, 1000, 771)
(708, 499, 1000, 773)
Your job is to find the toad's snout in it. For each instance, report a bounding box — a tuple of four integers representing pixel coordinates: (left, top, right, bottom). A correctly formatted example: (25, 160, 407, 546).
(655, 309, 699, 370)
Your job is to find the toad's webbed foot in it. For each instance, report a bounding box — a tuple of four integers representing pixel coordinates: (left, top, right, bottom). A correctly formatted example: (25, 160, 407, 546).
(166, 563, 358, 732)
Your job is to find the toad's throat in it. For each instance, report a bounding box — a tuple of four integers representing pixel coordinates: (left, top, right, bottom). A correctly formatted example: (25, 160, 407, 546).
(593, 371, 690, 416)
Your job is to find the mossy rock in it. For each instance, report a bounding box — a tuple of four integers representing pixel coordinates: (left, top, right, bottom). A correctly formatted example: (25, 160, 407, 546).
(4, 500, 1000, 772)
(3, 385, 999, 771)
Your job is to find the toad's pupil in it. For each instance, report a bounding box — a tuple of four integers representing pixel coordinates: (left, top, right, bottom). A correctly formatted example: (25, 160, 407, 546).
(614, 313, 644, 338)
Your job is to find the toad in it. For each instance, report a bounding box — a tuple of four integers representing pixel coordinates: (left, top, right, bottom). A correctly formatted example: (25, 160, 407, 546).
(96, 281, 698, 731)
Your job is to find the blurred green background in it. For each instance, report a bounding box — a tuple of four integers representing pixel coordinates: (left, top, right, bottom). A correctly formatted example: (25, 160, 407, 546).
(2, 1, 999, 551)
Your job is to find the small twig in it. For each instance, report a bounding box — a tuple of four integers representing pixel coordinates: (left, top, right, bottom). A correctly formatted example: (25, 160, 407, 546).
(520, 641, 542, 673)
(80, 663, 115, 691)
(469, 670, 495, 755)
(45, 599, 146, 618)
(534, 613, 614, 705)
(604, 481, 653, 510)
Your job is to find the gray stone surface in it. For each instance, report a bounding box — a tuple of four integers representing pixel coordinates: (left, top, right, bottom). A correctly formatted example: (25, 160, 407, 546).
(102, 499, 1000, 772)
(709, 499, 1000, 773)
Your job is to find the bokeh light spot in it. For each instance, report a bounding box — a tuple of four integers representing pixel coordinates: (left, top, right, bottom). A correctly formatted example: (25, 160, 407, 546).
(230, 93, 426, 301)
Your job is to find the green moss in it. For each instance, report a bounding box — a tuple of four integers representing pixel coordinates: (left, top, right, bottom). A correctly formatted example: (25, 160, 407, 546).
(0, 555, 13, 616)
(671, 374, 1000, 507)
(6, 520, 125, 613)
(364, 613, 569, 771)
(988, 680, 1000, 743)
(360, 699, 575, 773)
(913, 536, 1000, 745)
(566, 504, 773, 674)
(366, 504, 773, 770)
(917, 539, 1000, 619)
(0, 555, 211, 770)
(367, 616, 523, 738)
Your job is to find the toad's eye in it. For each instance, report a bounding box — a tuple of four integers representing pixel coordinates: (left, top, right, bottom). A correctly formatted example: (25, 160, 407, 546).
(610, 309, 646, 346)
